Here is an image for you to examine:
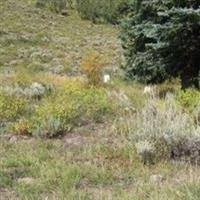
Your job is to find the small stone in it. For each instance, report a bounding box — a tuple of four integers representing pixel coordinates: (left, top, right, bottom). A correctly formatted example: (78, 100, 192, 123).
(18, 177, 35, 185)
(9, 136, 18, 143)
(103, 74, 111, 83)
(61, 10, 69, 16)
(150, 174, 164, 184)
(9, 60, 18, 65)
(64, 136, 85, 147)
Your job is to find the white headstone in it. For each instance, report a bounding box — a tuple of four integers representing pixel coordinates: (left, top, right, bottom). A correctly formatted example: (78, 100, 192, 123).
(103, 74, 110, 83)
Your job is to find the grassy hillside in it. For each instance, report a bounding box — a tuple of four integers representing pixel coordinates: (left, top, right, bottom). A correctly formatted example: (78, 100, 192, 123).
(0, 0, 200, 200)
(0, 0, 120, 75)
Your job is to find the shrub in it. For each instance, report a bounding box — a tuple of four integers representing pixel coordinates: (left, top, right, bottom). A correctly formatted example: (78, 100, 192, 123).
(12, 118, 32, 135)
(135, 140, 155, 165)
(31, 116, 67, 137)
(13, 69, 35, 87)
(117, 94, 200, 163)
(76, 0, 130, 24)
(176, 89, 200, 111)
(0, 82, 52, 100)
(0, 92, 27, 123)
(30, 97, 79, 137)
(24, 82, 47, 99)
(36, 0, 69, 13)
(29, 82, 113, 137)
(176, 89, 200, 124)
(81, 52, 107, 87)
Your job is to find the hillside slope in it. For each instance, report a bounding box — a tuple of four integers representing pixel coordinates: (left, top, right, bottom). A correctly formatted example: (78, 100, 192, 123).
(0, 0, 120, 75)
(1, 1, 200, 200)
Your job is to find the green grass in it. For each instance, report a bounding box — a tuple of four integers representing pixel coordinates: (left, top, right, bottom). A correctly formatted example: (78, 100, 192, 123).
(0, 0, 200, 199)
(0, 0, 120, 75)
(1, 136, 200, 199)
(0, 0, 119, 136)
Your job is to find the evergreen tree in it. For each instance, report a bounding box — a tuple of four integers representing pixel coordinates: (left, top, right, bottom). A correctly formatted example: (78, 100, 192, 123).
(121, 0, 200, 89)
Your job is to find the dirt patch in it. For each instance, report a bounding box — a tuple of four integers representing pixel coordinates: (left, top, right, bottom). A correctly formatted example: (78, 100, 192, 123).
(17, 177, 35, 185)
(63, 122, 112, 148)
(0, 188, 18, 200)
(63, 135, 88, 147)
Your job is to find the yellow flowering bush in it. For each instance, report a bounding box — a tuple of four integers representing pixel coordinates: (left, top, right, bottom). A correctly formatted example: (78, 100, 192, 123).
(0, 92, 27, 122)
(12, 118, 32, 135)
(176, 89, 200, 112)
(29, 82, 114, 137)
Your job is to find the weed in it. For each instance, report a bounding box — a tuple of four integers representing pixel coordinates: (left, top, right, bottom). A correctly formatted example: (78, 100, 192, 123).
(81, 52, 108, 87)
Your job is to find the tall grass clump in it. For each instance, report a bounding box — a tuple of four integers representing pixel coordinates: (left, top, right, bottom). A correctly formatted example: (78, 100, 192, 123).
(115, 94, 200, 164)
(176, 89, 200, 116)
(76, 0, 130, 24)
(35, 0, 70, 13)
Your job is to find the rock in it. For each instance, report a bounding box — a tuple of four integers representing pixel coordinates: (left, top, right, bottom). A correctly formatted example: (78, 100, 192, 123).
(103, 74, 111, 83)
(143, 86, 155, 95)
(65, 136, 84, 147)
(61, 10, 69, 16)
(9, 135, 18, 143)
(18, 177, 35, 185)
(150, 174, 164, 184)
(9, 60, 18, 66)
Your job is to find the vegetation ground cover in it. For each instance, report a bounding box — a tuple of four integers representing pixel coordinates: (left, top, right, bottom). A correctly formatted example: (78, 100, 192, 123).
(0, 0, 200, 199)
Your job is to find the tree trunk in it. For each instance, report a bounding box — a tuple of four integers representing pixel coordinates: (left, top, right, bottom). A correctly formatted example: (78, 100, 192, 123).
(180, 58, 199, 90)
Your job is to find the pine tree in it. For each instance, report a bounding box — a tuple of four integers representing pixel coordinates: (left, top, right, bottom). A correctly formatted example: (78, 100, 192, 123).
(121, 0, 200, 89)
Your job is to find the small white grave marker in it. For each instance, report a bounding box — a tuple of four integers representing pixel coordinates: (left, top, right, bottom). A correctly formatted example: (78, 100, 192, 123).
(143, 86, 152, 94)
(103, 74, 110, 83)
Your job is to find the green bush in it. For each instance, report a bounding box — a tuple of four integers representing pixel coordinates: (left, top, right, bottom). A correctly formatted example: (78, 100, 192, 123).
(11, 118, 32, 135)
(117, 94, 200, 164)
(0, 92, 28, 123)
(29, 82, 114, 137)
(176, 89, 200, 113)
(76, 0, 130, 24)
(36, 0, 68, 13)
